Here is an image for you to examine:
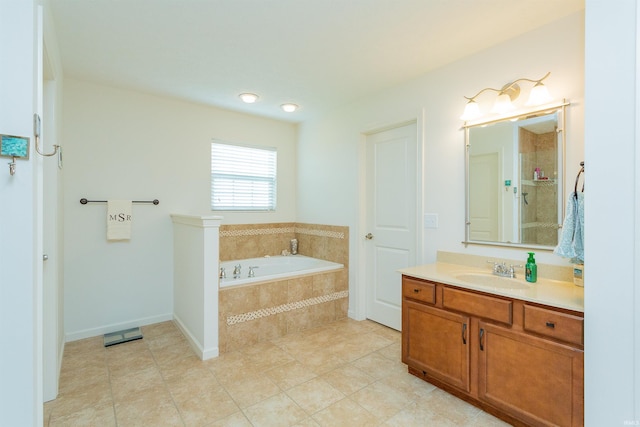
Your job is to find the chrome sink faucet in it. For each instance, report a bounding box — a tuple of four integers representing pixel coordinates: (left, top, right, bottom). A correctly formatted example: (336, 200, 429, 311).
(487, 261, 522, 278)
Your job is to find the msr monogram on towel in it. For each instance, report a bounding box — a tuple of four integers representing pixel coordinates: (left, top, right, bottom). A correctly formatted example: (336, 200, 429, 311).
(107, 200, 133, 241)
(109, 213, 132, 222)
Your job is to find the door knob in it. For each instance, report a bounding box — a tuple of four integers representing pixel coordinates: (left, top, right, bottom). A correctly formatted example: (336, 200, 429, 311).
(43, 254, 49, 261)
(365, 233, 374, 240)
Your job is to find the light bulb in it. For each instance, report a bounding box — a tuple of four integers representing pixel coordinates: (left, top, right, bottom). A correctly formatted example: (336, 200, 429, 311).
(239, 93, 259, 103)
(281, 103, 298, 113)
(525, 83, 552, 106)
(491, 93, 515, 114)
(460, 100, 481, 121)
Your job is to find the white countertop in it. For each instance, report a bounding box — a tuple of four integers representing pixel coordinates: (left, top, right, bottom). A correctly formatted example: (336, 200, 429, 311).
(399, 262, 584, 313)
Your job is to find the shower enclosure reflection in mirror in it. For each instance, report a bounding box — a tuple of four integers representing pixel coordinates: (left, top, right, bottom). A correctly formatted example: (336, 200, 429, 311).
(463, 100, 569, 249)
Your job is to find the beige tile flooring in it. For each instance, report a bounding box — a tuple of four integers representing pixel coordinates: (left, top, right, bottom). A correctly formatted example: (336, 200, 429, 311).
(44, 319, 510, 426)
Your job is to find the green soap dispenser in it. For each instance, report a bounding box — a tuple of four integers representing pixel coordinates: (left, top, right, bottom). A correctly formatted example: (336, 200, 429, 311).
(525, 252, 537, 283)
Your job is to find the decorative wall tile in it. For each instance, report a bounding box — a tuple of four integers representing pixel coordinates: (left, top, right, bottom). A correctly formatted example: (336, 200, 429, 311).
(226, 291, 349, 326)
(219, 227, 295, 237)
(295, 227, 345, 239)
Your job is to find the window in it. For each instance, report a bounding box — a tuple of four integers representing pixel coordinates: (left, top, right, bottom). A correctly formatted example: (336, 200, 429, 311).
(211, 140, 277, 211)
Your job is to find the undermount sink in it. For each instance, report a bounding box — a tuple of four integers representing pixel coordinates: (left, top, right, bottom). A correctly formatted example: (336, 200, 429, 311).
(454, 273, 531, 290)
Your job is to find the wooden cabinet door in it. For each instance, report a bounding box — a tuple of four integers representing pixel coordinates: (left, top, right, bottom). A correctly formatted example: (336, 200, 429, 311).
(478, 322, 584, 427)
(402, 300, 470, 392)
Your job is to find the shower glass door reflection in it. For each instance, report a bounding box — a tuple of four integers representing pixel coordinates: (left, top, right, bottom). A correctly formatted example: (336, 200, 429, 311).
(518, 120, 559, 247)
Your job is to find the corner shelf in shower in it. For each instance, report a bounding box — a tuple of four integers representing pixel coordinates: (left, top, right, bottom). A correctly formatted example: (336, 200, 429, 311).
(521, 222, 561, 229)
(522, 179, 557, 187)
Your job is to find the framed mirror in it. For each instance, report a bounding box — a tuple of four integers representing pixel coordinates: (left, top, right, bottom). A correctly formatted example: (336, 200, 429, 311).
(464, 101, 568, 249)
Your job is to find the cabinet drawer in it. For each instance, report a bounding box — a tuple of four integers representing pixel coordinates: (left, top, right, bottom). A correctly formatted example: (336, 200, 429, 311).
(402, 276, 436, 304)
(524, 305, 584, 346)
(443, 287, 512, 325)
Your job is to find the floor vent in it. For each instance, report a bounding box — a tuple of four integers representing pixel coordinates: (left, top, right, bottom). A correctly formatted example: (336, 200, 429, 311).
(103, 327, 143, 347)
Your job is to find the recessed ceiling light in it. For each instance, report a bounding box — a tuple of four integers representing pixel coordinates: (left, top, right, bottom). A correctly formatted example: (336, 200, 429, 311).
(281, 103, 298, 113)
(239, 93, 259, 103)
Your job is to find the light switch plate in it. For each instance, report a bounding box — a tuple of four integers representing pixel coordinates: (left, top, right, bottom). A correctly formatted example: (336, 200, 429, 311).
(424, 213, 439, 229)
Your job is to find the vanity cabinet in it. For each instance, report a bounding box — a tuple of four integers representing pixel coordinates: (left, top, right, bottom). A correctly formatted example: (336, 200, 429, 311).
(403, 300, 470, 391)
(402, 275, 584, 427)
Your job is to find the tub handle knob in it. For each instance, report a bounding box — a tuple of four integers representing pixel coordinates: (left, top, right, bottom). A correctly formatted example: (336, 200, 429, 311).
(219, 267, 226, 279)
(248, 266, 259, 278)
(233, 264, 242, 278)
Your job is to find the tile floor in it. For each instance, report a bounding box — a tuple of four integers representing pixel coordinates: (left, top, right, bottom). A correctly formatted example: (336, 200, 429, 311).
(44, 318, 510, 426)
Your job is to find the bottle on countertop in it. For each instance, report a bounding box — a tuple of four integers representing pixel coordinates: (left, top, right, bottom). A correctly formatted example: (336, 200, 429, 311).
(573, 264, 584, 287)
(525, 252, 537, 283)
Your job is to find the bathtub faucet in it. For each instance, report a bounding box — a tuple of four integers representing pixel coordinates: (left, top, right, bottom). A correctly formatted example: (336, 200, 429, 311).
(248, 266, 259, 278)
(233, 264, 242, 278)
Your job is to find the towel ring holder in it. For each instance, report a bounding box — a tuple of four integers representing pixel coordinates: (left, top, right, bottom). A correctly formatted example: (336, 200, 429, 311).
(573, 161, 584, 199)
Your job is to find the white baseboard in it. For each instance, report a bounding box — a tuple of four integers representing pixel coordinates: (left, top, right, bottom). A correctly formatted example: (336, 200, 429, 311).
(348, 309, 365, 321)
(173, 314, 219, 361)
(201, 346, 219, 360)
(65, 313, 173, 342)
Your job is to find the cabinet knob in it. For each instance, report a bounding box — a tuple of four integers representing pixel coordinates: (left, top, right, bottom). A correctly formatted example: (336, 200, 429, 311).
(413, 288, 420, 293)
(546, 321, 556, 328)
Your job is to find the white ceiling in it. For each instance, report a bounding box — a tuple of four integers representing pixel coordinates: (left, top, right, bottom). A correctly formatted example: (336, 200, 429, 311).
(48, 0, 584, 123)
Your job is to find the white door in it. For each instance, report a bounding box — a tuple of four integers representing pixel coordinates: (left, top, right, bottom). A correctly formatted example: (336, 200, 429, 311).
(469, 153, 499, 241)
(42, 50, 61, 402)
(365, 123, 417, 331)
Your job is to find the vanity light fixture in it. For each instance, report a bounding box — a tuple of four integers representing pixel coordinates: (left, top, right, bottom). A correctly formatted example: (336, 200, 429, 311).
(525, 80, 552, 106)
(239, 93, 259, 103)
(281, 103, 298, 113)
(460, 72, 552, 121)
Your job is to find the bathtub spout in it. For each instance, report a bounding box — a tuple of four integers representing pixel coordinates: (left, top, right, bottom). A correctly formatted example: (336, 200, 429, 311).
(248, 266, 259, 277)
(233, 264, 242, 278)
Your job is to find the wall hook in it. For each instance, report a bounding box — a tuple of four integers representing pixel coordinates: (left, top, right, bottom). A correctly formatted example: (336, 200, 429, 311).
(33, 113, 59, 157)
(8, 157, 16, 175)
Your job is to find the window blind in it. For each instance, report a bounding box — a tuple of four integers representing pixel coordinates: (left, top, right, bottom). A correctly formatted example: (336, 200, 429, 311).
(211, 141, 277, 211)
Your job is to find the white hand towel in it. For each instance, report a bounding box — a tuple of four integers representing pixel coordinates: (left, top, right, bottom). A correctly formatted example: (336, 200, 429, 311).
(107, 200, 133, 241)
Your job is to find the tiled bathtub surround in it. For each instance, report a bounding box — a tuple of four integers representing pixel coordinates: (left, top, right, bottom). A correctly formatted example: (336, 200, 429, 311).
(219, 224, 296, 260)
(219, 223, 349, 268)
(294, 223, 348, 268)
(219, 269, 349, 353)
(218, 223, 350, 353)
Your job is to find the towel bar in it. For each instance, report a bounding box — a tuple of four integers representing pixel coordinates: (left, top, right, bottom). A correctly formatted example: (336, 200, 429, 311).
(80, 198, 159, 205)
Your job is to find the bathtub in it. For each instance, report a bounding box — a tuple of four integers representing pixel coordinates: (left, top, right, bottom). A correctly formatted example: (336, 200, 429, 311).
(219, 255, 344, 287)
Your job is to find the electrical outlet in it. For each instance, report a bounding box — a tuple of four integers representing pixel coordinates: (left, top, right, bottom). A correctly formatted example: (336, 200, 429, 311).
(424, 213, 439, 229)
